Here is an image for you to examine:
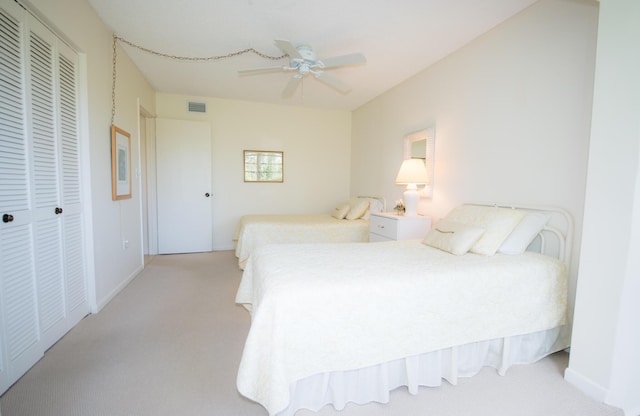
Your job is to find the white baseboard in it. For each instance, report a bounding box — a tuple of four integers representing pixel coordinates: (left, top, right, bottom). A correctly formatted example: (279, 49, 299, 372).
(622, 405, 640, 416)
(565, 369, 640, 416)
(95, 264, 144, 313)
(564, 367, 608, 402)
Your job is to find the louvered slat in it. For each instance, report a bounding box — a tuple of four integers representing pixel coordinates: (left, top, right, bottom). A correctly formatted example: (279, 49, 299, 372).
(0, 8, 28, 213)
(29, 31, 58, 209)
(1, 225, 39, 361)
(34, 219, 64, 332)
(64, 213, 85, 310)
(59, 53, 80, 204)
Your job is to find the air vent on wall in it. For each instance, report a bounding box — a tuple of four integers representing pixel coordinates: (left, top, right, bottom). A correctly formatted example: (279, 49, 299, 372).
(188, 101, 206, 113)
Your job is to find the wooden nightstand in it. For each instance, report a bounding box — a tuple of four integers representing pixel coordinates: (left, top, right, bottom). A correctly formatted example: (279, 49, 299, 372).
(369, 212, 431, 242)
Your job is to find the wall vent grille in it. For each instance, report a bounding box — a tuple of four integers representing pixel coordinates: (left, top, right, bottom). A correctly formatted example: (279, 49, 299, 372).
(188, 101, 206, 113)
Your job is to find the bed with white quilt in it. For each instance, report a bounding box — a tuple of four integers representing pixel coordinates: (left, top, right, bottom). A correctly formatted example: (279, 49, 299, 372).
(234, 196, 384, 269)
(235, 203, 572, 416)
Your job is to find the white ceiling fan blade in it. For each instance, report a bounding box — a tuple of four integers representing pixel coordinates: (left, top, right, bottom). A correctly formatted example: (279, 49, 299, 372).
(320, 53, 366, 69)
(282, 76, 302, 98)
(315, 72, 351, 94)
(274, 39, 302, 59)
(238, 65, 285, 76)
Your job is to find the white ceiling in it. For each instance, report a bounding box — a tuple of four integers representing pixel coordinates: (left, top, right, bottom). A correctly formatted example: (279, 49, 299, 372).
(88, 0, 539, 111)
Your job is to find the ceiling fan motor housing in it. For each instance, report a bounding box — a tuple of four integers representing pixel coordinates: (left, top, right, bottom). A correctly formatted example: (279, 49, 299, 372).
(296, 44, 316, 61)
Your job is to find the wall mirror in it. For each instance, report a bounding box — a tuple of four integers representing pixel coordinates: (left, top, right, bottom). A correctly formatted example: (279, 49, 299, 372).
(244, 150, 284, 182)
(403, 127, 435, 198)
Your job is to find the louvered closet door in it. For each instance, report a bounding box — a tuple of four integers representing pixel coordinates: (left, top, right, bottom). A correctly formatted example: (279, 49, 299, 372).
(57, 38, 87, 330)
(29, 15, 70, 351)
(0, 1, 88, 394)
(0, 1, 42, 393)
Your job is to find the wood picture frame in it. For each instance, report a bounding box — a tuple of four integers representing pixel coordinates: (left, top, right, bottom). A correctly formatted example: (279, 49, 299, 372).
(111, 125, 132, 200)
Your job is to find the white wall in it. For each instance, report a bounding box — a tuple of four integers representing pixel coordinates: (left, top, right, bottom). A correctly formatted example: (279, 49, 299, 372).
(351, 0, 598, 318)
(566, 0, 640, 414)
(155, 94, 353, 250)
(25, 0, 156, 310)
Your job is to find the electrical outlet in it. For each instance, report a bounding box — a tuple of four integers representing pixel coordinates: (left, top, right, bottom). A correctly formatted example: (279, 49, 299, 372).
(122, 239, 129, 249)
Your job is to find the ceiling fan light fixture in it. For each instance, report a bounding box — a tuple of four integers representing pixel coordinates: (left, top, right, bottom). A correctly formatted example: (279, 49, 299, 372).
(239, 39, 366, 98)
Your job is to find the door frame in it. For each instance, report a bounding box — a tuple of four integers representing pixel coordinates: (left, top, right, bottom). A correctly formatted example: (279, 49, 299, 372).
(137, 102, 156, 256)
(140, 105, 158, 256)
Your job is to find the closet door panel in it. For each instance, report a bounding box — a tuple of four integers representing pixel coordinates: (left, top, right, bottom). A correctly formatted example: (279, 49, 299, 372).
(0, 1, 25, 391)
(0, 3, 29, 214)
(0, 223, 41, 385)
(58, 42, 87, 322)
(63, 212, 85, 316)
(0, 2, 42, 393)
(34, 218, 65, 348)
(27, 17, 67, 350)
(28, 17, 59, 211)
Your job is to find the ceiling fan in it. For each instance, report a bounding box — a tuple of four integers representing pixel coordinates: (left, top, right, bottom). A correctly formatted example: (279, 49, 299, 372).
(238, 40, 366, 98)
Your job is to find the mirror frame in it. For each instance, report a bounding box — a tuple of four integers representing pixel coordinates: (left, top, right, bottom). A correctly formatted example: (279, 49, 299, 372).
(403, 127, 435, 198)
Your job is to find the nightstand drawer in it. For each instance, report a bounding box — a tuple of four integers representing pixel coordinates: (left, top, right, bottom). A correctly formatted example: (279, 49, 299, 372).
(369, 214, 398, 240)
(369, 212, 431, 242)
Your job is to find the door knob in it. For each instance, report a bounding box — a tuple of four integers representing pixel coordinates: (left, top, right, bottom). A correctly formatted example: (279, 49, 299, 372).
(205, 193, 210, 197)
(55, 207, 63, 215)
(2, 213, 14, 223)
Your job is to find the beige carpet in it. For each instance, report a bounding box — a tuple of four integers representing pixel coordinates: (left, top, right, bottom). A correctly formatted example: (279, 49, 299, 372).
(0, 251, 623, 416)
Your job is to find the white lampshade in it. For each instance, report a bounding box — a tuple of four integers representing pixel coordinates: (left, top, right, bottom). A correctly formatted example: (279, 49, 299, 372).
(395, 159, 429, 217)
(395, 159, 429, 185)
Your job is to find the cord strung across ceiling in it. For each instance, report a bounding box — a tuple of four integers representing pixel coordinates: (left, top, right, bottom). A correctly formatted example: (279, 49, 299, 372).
(109, 33, 289, 123)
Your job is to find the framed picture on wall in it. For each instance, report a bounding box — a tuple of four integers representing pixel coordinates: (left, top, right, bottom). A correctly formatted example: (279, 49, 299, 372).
(111, 125, 132, 200)
(243, 150, 284, 182)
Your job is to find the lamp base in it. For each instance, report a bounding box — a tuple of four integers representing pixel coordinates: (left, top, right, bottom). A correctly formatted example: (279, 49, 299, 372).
(403, 184, 419, 217)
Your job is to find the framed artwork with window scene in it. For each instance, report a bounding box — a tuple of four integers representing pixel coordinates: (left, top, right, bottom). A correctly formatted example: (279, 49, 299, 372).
(111, 125, 132, 200)
(244, 150, 283, 183)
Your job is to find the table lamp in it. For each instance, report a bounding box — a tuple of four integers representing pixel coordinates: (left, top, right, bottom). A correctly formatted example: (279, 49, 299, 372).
(395, 159, 429, 217)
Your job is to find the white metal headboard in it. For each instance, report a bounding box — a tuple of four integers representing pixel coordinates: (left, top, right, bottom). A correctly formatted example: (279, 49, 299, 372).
(358, 195, 386, 212)
(471, 203, 573, 267)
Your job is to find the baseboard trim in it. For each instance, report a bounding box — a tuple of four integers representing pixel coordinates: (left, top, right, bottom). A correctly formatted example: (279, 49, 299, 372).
(564, 367, 608, 402)
(95, 264, 144, 313)
(622, 404, 640, 416)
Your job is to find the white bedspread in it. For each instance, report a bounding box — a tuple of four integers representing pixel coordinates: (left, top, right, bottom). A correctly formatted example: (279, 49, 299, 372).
(235, 240, 568, 415)
(233, 214, 369, 269)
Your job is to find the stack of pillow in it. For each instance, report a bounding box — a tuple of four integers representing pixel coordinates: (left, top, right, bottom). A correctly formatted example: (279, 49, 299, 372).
(423, 204, 550, 256)
(331, 197, 382, 220)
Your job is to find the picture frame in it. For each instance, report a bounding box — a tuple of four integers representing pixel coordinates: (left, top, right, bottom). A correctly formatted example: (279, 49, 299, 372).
(111, 125, 132, 200)
(243, 150, 284, 183)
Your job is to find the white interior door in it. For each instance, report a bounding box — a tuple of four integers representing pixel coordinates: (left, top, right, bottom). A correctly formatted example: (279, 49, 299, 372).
(156, 118, 212, 254)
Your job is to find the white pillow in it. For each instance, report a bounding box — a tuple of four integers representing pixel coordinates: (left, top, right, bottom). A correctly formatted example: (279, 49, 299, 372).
(445, 205, 526, 255)
(422, 220, 485, 255)
(331, 203, 351, 220)
(364, 198, 384, 216)
(499, 212, 550, 254)
(346, 199, 370, 220)
(345, 197, 381, 220)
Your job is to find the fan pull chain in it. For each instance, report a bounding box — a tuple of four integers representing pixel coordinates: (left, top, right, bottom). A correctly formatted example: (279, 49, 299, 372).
(113, 35, 288, 62)
(111, 34, 117, 126)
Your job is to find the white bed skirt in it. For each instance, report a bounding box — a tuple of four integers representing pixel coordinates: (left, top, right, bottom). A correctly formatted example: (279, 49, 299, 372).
(276, 326, 569, 416)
